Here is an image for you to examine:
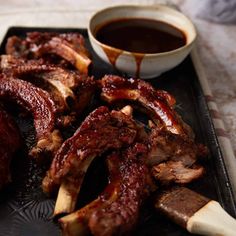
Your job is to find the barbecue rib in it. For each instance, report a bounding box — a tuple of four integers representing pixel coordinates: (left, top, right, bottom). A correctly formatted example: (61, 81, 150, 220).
(23, 70, 95, 127)
(0, 108, 21, 189)
(60, 144, 151, 236)
(99, 75, 192, 137)
(0, 74, 62, 159)
(59, 150, 124, 236)
(5, 32, 91, 74)
(89, 146, 151, 236)
(1, 55, 96, 127)
(43, 106, 140, 216)
(0, 55, 55, 75)
(147, 128, 208, 185)
(147, 129, 207, 166)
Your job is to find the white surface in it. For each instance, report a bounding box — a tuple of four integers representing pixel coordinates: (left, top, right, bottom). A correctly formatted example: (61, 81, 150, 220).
(0, 0, 235, 154)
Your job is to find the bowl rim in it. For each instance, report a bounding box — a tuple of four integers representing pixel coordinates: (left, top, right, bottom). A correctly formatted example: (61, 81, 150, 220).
(87, 4, 197, 57)
(88, 4, 197, 58)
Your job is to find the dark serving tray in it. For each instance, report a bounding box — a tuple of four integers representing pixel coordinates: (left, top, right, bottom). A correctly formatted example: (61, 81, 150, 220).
(0, 27, 235, 236)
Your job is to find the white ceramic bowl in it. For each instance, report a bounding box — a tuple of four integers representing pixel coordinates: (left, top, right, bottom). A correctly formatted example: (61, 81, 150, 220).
(88, 5, 197, 79)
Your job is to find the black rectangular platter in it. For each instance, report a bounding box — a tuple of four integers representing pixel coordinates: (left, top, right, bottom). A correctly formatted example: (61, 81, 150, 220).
(0, 27, 235, 236)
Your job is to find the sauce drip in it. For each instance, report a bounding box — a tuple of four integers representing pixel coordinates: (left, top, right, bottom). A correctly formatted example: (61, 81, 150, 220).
(101, 46, 123, 67)
(95, 18, 186, 54)
(132, 53, 144, 78)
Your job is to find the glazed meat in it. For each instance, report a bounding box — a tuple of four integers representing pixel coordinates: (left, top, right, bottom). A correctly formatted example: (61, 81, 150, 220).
(88, 146, 151, 236)
(152, 161, 204, 185)
(147, 129, 207, 166)
(0, 74, 62, 159)
(0, 55, 84, 90)
(59, 144, 152, 236)
(43, 106, 140, 216)
(1, 55, 96, 127)
(147, 128, 208, 185)
(34, 69, 95, 127)
(0, 108, 21, 189)
(5, 32, 91, 74)
(99, 75, 207, 185)
(99, 75, 192, 137)
(1, 55, 55, 75)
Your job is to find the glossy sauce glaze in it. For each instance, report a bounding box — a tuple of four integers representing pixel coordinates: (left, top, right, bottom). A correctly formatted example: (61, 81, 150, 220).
(95, 18, 186, 54)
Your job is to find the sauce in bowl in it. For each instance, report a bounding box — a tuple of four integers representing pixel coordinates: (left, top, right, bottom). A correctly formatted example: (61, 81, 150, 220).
(95, 18, 186, 54)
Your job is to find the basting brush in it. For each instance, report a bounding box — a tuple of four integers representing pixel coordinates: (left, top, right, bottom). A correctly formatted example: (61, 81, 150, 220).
(155, 186, 236, 236)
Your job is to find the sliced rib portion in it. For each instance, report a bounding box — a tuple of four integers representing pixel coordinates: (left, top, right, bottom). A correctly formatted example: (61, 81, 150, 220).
(43, 106, 139, 216)
(88, 146, 151, 236)
(152, 161, 204, 185)
(1, 55, 81, 89)
(147, 128, 208, 185)
(60, 144, 151, 236)
(59, 150, 123, 236)
(5, 32, 91, 74)
(0, 74, 62, 159)
(0, 108, 21, 189)
(0, 55, 96, 127)
(0, 55, 55, 75)
(26, 69, 95, 127)
(99, 75, 191, 136)
(147, 129, 208, 166)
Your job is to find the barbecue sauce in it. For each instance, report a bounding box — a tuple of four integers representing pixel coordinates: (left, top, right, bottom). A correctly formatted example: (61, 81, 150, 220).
(95, 18, 186, 54)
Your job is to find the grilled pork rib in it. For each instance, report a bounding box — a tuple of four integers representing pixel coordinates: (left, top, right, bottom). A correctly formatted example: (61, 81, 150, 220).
(99, 75, 192, 137)
(60, 144, 151, 236)
(0, 108, 21, 189)
(0, 55, 96, 127)
(43, 106, 140, 215)
(5, 32, 91, 74)
(147, 129, 207, 166)
(1, 55, 55, 75)
(0, 74, 62, 159)
(88, 146, 151, 236)
(148, 129, 208, 185)
(59, 151, 123, 236)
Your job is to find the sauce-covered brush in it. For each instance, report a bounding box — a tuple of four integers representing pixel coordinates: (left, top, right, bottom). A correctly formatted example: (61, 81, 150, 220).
(155, 186, 236, 236)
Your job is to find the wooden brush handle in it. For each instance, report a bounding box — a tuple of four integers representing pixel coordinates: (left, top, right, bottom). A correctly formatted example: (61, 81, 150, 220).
(187, 200, 236, 236)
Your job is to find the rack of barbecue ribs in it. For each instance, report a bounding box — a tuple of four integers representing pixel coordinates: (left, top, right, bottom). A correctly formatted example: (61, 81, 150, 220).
(0, 31, 212, 236)
(0, 32, 95, 160)
(0, 107, 21, 189)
